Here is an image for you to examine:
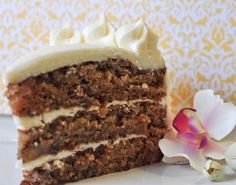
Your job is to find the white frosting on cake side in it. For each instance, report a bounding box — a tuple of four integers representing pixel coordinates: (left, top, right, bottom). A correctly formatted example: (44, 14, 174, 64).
(22, 134, 147, 170)
(3, 16, 164, 85)
(14, 99, 159, 130)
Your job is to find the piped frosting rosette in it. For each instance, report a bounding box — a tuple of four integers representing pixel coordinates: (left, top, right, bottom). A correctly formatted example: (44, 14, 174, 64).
(49, 15, 163, 67)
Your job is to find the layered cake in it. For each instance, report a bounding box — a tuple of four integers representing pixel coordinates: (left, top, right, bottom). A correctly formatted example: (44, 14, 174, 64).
(3, 16, 168, 185)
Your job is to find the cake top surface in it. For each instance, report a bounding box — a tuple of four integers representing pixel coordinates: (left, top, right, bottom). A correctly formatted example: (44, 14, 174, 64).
(3, 15, 164, 85)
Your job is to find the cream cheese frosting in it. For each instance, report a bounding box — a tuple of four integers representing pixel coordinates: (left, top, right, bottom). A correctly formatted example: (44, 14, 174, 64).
(82, 14, 116, 46)
(49, 23, 82, 46)
(3, 15, 164, 85)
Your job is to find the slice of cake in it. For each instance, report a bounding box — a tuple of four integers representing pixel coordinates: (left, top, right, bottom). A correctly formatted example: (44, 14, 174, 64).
(3, 16, 168, 185)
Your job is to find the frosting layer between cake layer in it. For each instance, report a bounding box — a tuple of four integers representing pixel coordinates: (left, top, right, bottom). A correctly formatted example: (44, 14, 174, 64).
(15, 99, 156, 130)
(22, 134, 146, 170)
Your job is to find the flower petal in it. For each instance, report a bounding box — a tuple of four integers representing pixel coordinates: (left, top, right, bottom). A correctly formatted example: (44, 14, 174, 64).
(162, 156, 189, 164)
(178, 132, 207, 149)
(203, 139, 229, 160)
(221, 127, 236, 143)
(173, 108, 204, 134)
(225, 142, 236, 171)
(159, 138, 206, 171)
(199, 134, 208, 149)
(194, 89, 236, 141)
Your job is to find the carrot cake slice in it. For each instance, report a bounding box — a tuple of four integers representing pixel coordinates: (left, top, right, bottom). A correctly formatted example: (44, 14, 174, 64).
(3, 15, 168, 185)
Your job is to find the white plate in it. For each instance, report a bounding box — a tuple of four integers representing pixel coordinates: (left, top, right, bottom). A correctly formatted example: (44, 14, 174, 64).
(1, 116, 236, 185)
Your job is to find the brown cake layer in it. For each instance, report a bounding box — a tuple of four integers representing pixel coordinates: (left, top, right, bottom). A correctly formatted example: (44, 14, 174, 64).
(19, 101, 167, 163)
(22, 137, 163, 185)
(5, 58, 166, 116)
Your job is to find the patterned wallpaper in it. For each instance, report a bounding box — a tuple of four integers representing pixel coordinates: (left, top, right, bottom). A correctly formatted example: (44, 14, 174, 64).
(0, 0, 235, 115)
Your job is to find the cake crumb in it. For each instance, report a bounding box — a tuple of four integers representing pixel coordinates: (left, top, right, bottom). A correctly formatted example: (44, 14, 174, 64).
(142, 83, 149, 89)
(42, 163, 51, 170)
(53, 160, 65, 168)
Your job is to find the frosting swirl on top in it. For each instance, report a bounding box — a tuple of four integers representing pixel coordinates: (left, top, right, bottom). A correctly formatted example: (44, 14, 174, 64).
(49, 16, 162, 63)
(50, 23, 82, 46)
(115, 19, 148, 54)
(115, 19, 162, 64)
(82, 14, 115, 46)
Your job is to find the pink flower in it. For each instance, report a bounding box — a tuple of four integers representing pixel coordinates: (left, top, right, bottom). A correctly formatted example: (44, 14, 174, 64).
(159, 90, 236, 172)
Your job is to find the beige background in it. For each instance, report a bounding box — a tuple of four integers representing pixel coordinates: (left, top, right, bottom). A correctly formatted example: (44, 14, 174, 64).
(0, 0, 235, 115)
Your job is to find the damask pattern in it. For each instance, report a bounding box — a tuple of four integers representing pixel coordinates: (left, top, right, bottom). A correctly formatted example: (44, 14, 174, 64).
(0, 0, 235, 115)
